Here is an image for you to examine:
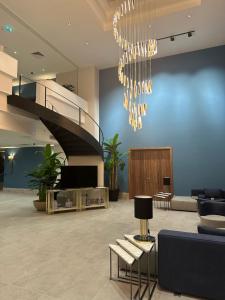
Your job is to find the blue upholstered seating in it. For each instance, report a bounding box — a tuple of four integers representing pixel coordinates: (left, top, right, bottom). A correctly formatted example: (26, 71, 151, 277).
(158, 229, 225, 300)
(198, 200, 225, 217)
(192, 188, 225, 202)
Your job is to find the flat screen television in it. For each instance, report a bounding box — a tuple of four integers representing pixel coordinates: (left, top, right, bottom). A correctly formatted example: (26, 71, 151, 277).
(60, 166, 98, 189)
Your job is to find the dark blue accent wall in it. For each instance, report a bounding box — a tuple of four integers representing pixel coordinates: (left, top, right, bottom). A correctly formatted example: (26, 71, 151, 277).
(99, 45, 225, 195)
(3, 147, 44, 188)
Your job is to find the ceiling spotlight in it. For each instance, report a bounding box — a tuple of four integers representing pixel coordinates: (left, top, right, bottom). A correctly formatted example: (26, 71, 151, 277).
(13, 51, 17, 54)
(170, 36, 175, 42)
(188, 31, 193, 37)
(84, 41, 89, 46)
(187, 14, 192, 18)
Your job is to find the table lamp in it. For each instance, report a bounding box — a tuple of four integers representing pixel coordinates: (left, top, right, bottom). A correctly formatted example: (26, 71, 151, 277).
(134, 195, 155, 242)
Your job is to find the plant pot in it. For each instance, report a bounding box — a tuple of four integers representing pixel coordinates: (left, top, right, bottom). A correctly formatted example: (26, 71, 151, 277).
(33, 200, 46, 211)
(109, 189, 120, 201)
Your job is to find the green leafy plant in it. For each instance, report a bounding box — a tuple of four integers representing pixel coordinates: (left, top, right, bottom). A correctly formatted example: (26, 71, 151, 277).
(28, 144, 63, 202)
(103, 133, 126, 190)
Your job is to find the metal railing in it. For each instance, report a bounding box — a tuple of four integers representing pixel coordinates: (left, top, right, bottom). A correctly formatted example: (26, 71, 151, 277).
(15, 75, 104, 146)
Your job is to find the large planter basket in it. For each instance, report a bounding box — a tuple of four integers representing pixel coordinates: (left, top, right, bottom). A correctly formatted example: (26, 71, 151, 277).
(109, 189, 120, 201)
(33, 200, 46, 211)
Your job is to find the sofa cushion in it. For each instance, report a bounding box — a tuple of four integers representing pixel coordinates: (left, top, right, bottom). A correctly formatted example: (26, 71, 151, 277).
(204, 189, 222, 199)
(191, 189, 204, 197)
(221, 189, 225, 198)
(198, 194, 206, 199)
(198, 225, 225, 237)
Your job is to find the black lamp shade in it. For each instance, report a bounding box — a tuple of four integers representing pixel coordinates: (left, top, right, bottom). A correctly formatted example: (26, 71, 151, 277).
(134, 196, 153, 219)
(163, 177, 170, 186)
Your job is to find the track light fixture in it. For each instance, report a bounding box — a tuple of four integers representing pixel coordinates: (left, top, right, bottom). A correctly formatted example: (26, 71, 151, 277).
(158, 30, 195, 42)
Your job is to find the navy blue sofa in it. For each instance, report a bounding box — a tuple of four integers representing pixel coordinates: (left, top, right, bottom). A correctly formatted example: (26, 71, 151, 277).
(191, 188, 225, 202)
(158, 229, 225, 300)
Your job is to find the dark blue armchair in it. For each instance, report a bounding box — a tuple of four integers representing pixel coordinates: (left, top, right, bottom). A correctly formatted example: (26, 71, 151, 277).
(198, 200, 225, 217)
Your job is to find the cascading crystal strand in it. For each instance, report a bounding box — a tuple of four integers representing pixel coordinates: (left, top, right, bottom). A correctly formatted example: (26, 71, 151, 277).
(113, 0, 157, 131)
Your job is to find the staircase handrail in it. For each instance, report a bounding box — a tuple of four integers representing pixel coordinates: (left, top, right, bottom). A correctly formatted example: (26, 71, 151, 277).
(17, 74, 104, 145)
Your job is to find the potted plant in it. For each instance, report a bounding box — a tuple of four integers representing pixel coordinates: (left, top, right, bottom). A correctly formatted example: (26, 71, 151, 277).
(28, 144, 63, 211)
(103, 133, 126, 201)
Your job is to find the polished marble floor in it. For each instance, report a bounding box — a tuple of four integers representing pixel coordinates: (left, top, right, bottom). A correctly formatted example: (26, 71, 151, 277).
(0, 190, 200, 300)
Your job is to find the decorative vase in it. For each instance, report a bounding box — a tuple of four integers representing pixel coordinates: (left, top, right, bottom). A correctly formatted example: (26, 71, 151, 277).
(33, 200, 46, 211)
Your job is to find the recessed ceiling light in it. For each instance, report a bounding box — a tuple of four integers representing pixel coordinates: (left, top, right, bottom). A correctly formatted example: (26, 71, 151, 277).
(13, 51, 17, 54)
(187, 14, 192, 18)
(84, 41, 89, 46)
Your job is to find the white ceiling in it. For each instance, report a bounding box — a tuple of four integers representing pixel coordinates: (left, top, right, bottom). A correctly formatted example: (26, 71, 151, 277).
(0, 0, 225, 75)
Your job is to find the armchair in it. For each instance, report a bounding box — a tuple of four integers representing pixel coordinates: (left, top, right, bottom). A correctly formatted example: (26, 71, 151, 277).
(198, 200, 225, 216)
(158, 229, 225, 299)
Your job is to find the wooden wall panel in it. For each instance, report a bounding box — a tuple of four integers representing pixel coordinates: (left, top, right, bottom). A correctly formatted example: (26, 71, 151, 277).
(128, 150, 145, 198)
(129, 148, 173, 199)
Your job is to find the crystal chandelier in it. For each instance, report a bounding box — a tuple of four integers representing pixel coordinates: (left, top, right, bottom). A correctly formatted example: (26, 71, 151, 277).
(113, 0, 157, 131)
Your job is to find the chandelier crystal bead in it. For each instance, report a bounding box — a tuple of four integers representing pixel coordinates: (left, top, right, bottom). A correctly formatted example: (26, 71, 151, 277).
(113, 0, 157, 131)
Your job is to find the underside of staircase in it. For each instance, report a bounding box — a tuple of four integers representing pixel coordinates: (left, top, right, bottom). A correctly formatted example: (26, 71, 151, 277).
(7, 95, 103, 158)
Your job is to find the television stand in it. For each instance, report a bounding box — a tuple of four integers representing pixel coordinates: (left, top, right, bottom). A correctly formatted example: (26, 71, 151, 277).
(46, 187, 109, 214)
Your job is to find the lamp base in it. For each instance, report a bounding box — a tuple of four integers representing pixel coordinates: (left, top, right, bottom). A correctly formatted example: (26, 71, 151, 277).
(134, 234, 155, 242)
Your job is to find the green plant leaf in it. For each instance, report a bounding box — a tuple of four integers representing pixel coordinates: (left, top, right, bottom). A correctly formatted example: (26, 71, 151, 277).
(27, 144, 63, 202)
(103, 133, 126, 190)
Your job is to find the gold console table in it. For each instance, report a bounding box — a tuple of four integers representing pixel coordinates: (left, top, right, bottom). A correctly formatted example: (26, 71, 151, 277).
(47, 187, 109, 214)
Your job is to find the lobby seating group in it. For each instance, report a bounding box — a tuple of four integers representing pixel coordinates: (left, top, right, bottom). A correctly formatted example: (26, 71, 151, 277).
(118, 189, 225, 299)
(157, 188, 225, 299)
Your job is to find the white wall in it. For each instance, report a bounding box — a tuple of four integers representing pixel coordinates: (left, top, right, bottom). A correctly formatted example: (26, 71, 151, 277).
(0, 51, 17, 79)
(0, 50, 18, 108)
(0, 51, 55, 146)
(36, 80, 88, 125)
(56, 70, 78, 94)
(78, 67, 100, 140)
(68, 155, 104, 187)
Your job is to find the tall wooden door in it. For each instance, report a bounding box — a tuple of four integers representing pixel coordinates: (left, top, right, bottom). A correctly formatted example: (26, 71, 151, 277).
(129, 148, 173, 199)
